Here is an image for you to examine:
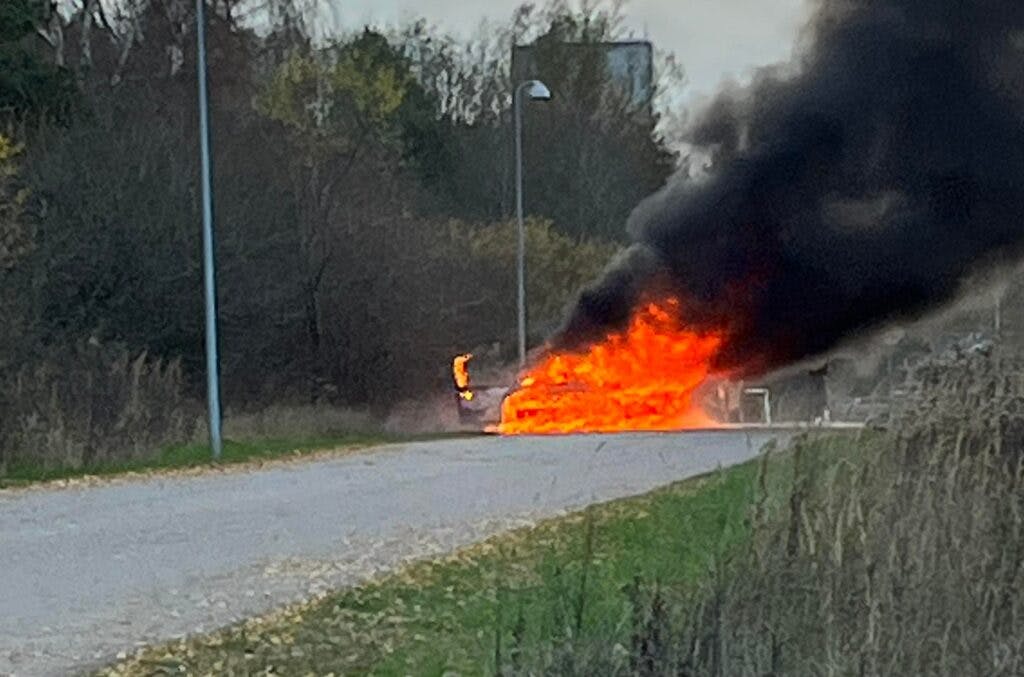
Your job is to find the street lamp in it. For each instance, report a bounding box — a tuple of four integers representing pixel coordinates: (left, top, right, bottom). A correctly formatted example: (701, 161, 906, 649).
(195, 0, 223, 460)
(514, 79, 552, 369)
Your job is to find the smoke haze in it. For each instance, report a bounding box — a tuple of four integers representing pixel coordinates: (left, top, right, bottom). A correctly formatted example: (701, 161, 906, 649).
(556, 0, 1024, 376)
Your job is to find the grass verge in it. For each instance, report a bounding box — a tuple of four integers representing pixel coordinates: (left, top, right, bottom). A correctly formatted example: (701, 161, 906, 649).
(99, 438, 812, 676)
(0, 433, 457, 490)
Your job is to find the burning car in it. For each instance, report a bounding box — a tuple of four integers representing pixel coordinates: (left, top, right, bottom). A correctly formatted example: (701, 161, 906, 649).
(453, 300, 728, 434)
(452, 298, 833, 434)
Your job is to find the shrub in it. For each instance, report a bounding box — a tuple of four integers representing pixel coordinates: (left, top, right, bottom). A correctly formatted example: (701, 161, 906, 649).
(446, 218, 621, 334)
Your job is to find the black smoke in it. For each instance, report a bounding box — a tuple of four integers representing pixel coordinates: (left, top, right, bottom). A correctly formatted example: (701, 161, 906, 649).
(555, 0, 1024, 375)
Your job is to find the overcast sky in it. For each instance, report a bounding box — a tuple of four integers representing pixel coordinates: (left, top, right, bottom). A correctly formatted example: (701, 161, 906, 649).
(330, 0, 811, 101)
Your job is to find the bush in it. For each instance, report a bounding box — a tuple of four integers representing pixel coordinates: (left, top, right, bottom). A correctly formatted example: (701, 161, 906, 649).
(305, 215, 619, 410)
(447, 218, 621, 335)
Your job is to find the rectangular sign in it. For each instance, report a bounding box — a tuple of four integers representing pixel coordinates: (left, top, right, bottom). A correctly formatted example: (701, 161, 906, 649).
(512, 41, 654, 109)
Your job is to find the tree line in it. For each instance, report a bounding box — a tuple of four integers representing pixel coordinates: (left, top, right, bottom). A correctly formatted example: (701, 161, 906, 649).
(0, 0, 680, 470)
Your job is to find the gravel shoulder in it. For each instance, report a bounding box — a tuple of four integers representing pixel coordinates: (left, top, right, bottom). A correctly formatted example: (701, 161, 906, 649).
(0, 431, 781, 676)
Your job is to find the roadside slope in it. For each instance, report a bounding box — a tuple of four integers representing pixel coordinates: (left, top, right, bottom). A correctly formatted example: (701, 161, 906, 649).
(1, 431, 777, 676)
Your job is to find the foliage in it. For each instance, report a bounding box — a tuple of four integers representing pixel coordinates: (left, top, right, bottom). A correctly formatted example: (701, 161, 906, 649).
(400, 1, 679, 239)
(10, 114, 201, 367)
(260, 28, 440, 161)
(0, 0, 676, 470)
(446, 218, 621, 334)
(0, 0, 41, 44)
(0, 133, 30, 272)
(0, 132, 32, 371)
(516, 4, 678, 241)
(0, 0, 74, 121)
(295, 214, 616, 409)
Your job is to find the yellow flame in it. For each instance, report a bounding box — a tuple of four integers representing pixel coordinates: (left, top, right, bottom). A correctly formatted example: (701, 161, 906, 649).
(453, 353, 473, 389)
(499, 300, 724, 435)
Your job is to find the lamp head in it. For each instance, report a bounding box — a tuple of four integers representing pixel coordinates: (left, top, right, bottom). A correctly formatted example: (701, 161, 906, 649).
(526, 80, 552, 101)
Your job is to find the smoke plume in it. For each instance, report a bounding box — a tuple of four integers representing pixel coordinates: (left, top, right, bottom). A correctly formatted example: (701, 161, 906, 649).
(556, 0, 1024, 375)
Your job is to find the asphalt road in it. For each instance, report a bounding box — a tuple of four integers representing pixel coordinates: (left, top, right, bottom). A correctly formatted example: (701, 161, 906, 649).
(0, 430, 782, 676)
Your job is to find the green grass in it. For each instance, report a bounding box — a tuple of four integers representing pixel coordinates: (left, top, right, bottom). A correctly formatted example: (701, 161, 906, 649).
(0, 433, 449, 489)
(103, 452, 771, 676)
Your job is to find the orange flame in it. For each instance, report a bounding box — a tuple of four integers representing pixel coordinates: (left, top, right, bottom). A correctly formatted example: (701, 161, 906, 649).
(498, 300, 725, 435)
(453, 353, 472, 388)
(453, 353, 475, 401)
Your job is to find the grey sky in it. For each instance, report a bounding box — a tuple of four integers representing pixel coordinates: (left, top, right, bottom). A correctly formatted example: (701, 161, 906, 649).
(332, 0, 811, 101)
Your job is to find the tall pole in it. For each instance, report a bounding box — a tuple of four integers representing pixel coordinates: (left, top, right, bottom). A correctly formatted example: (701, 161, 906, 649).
(196, 0, 223, 460)
(515, 82, 528, 370)
(995, 289, 1003, 337)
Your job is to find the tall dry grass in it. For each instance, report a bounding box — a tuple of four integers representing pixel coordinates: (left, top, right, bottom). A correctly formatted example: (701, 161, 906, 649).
(0, 343, 199, 473)
(0, 343, 431, 477)
(514, 352, 1024, 676)
(222, 404, 378, 442)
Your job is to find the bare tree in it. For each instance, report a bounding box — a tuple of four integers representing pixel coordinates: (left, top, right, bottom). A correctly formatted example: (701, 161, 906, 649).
(36, 1, 66, 67)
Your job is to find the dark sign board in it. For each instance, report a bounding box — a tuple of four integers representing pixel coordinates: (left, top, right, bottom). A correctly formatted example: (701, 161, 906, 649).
(512, 41, 655, 109)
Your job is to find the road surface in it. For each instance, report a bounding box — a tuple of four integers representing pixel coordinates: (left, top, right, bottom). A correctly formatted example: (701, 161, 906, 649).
(0, 431, 782, 676)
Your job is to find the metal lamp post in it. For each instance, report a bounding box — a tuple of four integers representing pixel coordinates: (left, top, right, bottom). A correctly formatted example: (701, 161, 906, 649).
(195, 0, 223, 460)
(514, 79, 552, 369)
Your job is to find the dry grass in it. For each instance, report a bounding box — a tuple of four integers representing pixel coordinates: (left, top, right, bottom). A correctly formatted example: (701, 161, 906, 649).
(0, 345, 451, 482)
(0, 343, 199, 474)
(527, 351, 1024, 676)
(223, 404, 378, 441)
